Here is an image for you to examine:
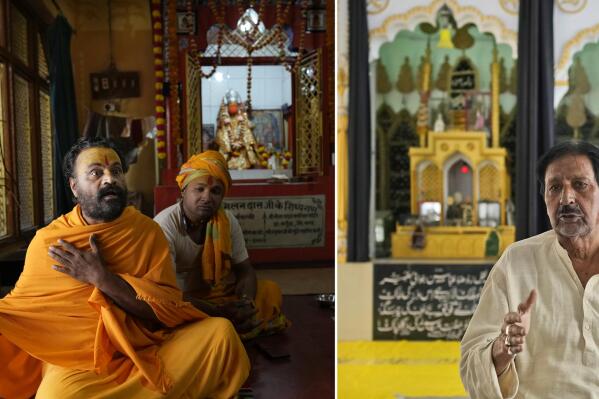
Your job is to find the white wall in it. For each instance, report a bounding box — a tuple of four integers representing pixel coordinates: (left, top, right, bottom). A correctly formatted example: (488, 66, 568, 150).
(338, 263, 374, 341)
(365, 0, 599, 107)
(200, 65, 292, 128)
(367, 0, 519, 63)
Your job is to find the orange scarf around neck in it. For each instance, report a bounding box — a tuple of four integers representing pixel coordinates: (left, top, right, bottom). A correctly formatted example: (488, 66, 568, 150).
(176, 151, 234, 285)
(201, 207, 232, 284)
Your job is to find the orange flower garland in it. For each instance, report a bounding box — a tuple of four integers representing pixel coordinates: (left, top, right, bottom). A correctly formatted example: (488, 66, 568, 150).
(167, 0, 180, 147)
(151, 0, 166, 159)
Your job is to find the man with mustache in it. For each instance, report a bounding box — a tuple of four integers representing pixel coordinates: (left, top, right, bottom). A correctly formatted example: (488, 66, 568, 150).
(0, 137, 249, 398)
(154, 151, 289, 340)
(461, 141, 599, 398)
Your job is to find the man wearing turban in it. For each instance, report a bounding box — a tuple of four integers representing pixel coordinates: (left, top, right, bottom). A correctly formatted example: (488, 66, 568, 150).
(0, 138, 249, 398)
(154, 150, 289, 339)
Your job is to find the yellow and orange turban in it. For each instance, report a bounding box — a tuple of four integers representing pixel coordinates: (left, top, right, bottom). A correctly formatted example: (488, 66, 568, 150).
(176, 150, 232, 195)
(176, 150, 233, 284)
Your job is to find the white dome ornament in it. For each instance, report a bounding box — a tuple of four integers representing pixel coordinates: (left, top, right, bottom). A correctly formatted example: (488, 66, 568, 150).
(434, 113, 445, 132)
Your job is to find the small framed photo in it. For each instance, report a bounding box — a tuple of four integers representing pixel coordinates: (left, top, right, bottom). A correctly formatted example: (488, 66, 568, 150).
(306, 9, 326, 32)
(251, 109, 286, 152)
(419, 201, 441, 225)
(478, 201, 501, 227)
(202, 124, 216, 151)
(176, 12, 196, 35)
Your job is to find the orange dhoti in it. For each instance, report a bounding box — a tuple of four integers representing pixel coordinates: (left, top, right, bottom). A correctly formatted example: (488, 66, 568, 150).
(174, 152, 289, 340)
(35, 318, 247, 399)
(0, 206, 250, 397)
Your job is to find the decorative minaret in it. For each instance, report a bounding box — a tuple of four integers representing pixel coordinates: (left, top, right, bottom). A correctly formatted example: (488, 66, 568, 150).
(491, 45, 500, 148)
(417, 41, 432, 147)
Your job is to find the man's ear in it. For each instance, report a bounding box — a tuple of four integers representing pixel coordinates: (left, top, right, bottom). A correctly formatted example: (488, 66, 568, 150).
(68, 177, 78, 200)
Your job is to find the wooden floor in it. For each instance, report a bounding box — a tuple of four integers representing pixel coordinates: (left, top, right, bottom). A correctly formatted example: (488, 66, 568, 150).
(0, 263, 336, 398)
(244, 295, 334, 399)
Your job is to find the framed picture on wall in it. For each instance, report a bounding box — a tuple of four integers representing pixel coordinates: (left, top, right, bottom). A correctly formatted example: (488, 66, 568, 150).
(251, 109, 286, 151)
(176, 12, 196, 35)
(306, 9, 326, 32)
(202, 124, 216, 151)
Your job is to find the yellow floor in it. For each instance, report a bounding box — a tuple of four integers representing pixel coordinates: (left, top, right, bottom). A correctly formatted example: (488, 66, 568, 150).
(338, 341, 468, 399)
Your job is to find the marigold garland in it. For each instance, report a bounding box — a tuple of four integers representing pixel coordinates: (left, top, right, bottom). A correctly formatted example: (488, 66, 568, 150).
(167, 0, 180, 146)
(151, 0, 166, 159)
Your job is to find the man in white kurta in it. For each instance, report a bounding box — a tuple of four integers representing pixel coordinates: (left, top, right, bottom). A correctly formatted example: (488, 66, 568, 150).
(461, 141, 599, 398)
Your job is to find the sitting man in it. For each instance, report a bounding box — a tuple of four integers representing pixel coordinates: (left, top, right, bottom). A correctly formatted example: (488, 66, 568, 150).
(460, 141, 599, 398)
(0, 137, 249, 398)
(154, 150, 289, 340)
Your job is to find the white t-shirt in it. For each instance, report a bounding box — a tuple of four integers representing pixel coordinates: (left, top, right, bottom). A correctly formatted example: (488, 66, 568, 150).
(154, 203, 249, 291)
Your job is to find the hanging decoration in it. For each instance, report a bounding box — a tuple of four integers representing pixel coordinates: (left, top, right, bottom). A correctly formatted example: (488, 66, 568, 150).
(376, 60, 391, 94)
(435, 55, 452, 92)
(396, 57, 415, 94)
(274, 0, 308, 73)
(187, 0, 226, 78)
(240, 0, 308, 111)
(167, 0, 181, 148)
(436, 4, 455, 49)
(90, 0, 141, 101)
(185, 0, 308, 112)
(151, 0, 166, 160)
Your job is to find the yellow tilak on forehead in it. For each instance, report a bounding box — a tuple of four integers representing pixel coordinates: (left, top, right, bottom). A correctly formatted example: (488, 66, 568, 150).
(77, 147, 120, 171)
(181, 170, 211, 189)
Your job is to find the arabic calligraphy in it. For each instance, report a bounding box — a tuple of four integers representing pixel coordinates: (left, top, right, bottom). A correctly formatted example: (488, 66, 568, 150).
(373, 264, 492, 340)
(450, 74, 475, 91)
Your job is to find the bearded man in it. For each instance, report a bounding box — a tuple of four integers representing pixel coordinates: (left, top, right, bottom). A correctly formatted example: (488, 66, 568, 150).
(461, 141, 599, 398)
(0, 137, 249, 398)
(154, 150, 289, 340)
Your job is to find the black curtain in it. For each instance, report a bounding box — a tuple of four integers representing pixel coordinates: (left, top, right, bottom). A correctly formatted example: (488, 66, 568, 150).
(347, 0, 371, 261)
(45, 15, 79, 217)
(515, 0, 554, 240)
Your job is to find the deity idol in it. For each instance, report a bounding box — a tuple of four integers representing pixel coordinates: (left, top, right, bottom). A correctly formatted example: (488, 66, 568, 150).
(215, 90, 259, 170)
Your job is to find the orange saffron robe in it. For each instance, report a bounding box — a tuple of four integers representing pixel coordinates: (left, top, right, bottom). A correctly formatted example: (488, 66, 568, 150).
(0, 205, 249, 398)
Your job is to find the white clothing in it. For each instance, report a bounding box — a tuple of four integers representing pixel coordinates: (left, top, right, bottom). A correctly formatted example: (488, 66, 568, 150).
(154, 203, 248, 291)
(461, 230, 599, 398)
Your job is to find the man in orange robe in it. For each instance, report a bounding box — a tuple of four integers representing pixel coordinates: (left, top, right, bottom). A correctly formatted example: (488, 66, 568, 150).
(0, 138, 249, 398)
(154, 151, 289, 340)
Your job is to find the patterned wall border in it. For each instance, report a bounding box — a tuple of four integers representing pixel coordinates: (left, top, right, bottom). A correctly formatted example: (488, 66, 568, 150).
(556, 23, 599, 83)
(367, 0, 390, 15)
(368, 0, 518, 62)
(499, 0, 588, 15)
(556, 0, 587, 14)
(498, 0, 518, 16)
